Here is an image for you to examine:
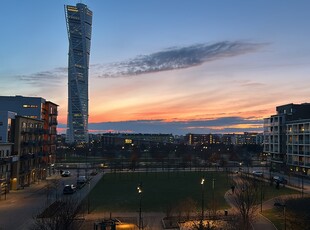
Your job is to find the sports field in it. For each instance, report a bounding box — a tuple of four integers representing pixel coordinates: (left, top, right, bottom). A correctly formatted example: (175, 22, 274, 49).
(87, 171, 298, 213)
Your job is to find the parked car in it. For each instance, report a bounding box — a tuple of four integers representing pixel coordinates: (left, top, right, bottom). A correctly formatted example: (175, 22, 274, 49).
(76, 175, 88, 188)
(61, 170, 71, 177)
(273, 176, 287, 184)
(63, 184, 76, 194)
(252, 171, 263, 177)
(90, 170, 98, 176)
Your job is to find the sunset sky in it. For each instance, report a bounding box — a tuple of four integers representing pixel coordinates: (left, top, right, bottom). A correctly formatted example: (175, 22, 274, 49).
(1, 0, 309, 135)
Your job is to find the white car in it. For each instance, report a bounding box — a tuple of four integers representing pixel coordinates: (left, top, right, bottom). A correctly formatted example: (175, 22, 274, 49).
(63, 184, 76, 194)
(61, 170, 71, 177)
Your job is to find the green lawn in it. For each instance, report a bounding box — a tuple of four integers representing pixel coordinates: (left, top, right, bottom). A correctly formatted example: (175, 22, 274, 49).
(86, 171, 299, 213)
(262, 183, 299, 201)
(262, 208, 285, 230)
(88, 171, 232, 212)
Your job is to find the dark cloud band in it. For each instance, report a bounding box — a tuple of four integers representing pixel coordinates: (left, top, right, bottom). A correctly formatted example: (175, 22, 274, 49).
(98, 41, 266, 78)
(15, 41, 266, 84)
(65, 116, 263, 134)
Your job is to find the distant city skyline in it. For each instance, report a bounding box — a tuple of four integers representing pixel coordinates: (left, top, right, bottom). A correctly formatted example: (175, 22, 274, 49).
(1, 0, 309, 135)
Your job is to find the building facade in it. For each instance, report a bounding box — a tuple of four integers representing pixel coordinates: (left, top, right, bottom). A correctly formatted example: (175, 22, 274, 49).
(0, 111, 16, 143)
(0, 143, 13, 195)
(42, 101, 58, 172)
(263, 103, 310, 175)
(286, 120, 310, 174)
(11, 116, 44, 189)
(186, 134, 221, 145)
(0, 96, 58, 189)
(65, 3, 92, 144)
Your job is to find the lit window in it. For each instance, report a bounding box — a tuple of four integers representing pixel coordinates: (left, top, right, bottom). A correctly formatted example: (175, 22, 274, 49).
(125, 139, 132, 144)
(23, 104, 38, 108)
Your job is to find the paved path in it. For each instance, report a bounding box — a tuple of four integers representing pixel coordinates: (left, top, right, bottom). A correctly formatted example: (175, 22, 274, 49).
(0, 175, 58, 230)
(0, 171, 104, 230)
(80, 211, 165, 230)
(1, 169, 309, 229)
(224, 173, 310, 230)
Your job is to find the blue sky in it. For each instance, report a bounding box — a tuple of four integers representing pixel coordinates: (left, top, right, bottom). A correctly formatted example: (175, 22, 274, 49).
(1, 0, 310, 135)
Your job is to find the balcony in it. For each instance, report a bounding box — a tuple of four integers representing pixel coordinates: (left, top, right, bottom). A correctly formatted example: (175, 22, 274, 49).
(271, 158, 284, 164)
(299, 161, 305, 166)
(48, 130, 57, 135)
(49, 121, 58, 126)
(20, 153, 36, 160)
(49, 111, 58, 116)
(34, 129, 45, 135)
(37, 151, 48, 157)
(21, 140, 43, 147)
(0, 157, 13, 165)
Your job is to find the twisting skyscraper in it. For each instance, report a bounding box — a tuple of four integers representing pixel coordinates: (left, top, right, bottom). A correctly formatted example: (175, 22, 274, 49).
(65, 3, 92, 143)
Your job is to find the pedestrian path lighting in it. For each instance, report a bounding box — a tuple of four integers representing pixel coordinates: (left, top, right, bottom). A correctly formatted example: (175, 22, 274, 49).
(137, 184, 143, 230)
(200, 178, 205, 230)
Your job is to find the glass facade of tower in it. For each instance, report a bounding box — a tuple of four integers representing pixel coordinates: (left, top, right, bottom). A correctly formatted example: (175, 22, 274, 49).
(65, 4, 92, 143)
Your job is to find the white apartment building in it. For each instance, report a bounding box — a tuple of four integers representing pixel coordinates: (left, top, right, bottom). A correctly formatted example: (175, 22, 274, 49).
(286, 120, 310, 175)
(263, 103, 310, 175)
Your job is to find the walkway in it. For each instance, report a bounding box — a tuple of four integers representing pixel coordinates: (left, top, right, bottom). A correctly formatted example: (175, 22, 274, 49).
(224, 173, 310, 230)
(0, 171, 104, 230)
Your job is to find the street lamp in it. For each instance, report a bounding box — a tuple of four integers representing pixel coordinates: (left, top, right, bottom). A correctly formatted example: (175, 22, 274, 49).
(274, 202, 286, 230)
(212, 178, 215, 214)
(200, 178, 205, 230)
(87, 181, 91, 214)
(85, 148, 90, 177)
(137, 184, 143, 230)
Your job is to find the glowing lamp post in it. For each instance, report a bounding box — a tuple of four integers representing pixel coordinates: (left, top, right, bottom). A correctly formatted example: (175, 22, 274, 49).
(200, 178, 205, 230)
(137, 184, 143, 230)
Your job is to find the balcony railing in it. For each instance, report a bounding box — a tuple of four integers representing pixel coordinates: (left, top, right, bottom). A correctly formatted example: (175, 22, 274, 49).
(48, 130, 57, 135)
(0, 157, 13, 165)
(49, 121, 58, 126)
(49, 111, 58, 116)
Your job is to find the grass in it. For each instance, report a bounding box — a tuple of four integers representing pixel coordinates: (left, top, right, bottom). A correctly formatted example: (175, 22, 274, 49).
(260, 182, 299, 201)
(262, 208, 285, 230)
(88, 171, 232, 212)
(86, 171, 299, 213)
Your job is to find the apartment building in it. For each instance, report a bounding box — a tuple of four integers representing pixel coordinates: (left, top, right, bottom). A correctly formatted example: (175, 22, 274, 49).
(0, 143, 13, 194)
(11, 116, 44, 189)
(286, 120, 310, 174)
(186, 133, 221, 145)
(0, 96, 58, 189)
(263, 103, 310, 175)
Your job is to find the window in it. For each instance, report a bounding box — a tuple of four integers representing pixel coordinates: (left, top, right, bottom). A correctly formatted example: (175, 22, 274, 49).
(0, 121, 3, 126)
(25, 115, 38, 119)
(23, 104, 38, 108)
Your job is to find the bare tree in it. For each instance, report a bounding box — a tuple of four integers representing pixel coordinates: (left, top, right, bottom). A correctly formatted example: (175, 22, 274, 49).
(30, 197, 82, 230)
(232, 177, 259, 230)
(174, 197, 197, 222)
(285, 197, 310, 230)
